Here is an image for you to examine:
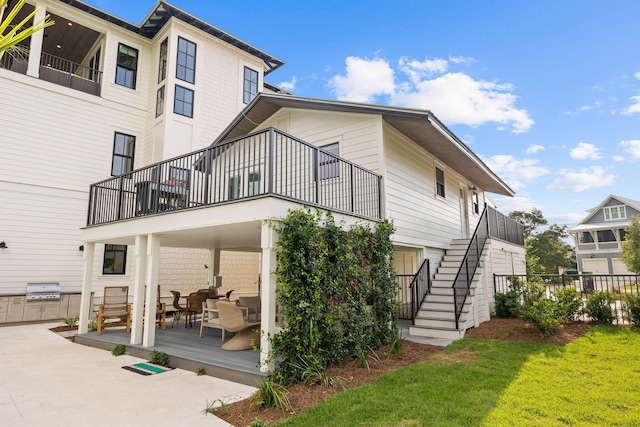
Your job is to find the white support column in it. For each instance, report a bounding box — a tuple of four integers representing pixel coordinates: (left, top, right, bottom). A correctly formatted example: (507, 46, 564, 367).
(142, 234, 160, 347)
(259, 220, 279, 372)
(130, 235, 148, 345)
(26, 3, 46, 77)
(78, 242, 95, 334)
(207, 248, 221, 287)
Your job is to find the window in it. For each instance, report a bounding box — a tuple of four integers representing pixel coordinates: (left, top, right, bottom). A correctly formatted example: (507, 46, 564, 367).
(115, 43, 138, 89)
(603, 205, 626, 221)
(155, 85, 165, 117)
(620, 229, 627, 241)
(472, 191, 479, 214)
(597, 230, 616, 242)
(435, 167, 445, 198)
(103, 244, 127, 274)
(174, 85, 194, 118)
(158, 38, 167, 83)
(176, 37, 196, 84)
(89, 48, 100, 81)
(111, 132, 135, 176)
(243, 66, 258, 104)
(579, 232, 594, 244)
(248, 172, 260, 196)
(228, 176, 241, 200)
(318, 142, 340, 179)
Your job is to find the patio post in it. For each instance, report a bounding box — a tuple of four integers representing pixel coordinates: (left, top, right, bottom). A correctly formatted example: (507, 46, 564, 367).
(259, 220, 279, 372)
(207, 248, 221, 288)
(142, 234, 160, 347)
(130, 235, 148, 345)
(78, 242, 95, 334)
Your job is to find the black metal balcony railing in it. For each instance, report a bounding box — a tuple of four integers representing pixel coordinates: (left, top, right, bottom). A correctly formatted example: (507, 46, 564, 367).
(87, 128, 383, 226)
(0, 46, 102, 96)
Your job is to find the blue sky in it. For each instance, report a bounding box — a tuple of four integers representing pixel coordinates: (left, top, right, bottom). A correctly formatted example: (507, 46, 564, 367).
(85, 0, 640, 230)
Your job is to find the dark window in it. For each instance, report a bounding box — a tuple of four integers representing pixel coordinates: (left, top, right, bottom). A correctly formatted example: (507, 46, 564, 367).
(111, 132, 135, 176)
(318, 142, 340, 179)
(472, 191, 479, 214)
(228, 176, 241, 200)
(103, 244, 127, 274)
(158, 38, 168, 83)
(155, 85, 165, 117)
(115, 43, 138, 89)
(620, 229, 627, 241)
(436, 167, 445, 198)
(248, 172, 260, 196)
(243, 66, 258, 104)
(89, 48, 100, 81)
(174, 85, 194, 118)
(176, 37, 196, 84)
(597, 230, 616, 242)
(579, 232, 594, 244)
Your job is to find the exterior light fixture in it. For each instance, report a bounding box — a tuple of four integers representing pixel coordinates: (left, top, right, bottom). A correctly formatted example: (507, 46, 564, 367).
(468, 185, 477, 191)
(79, 245, 84, 251)
(0, 241, 7, 249)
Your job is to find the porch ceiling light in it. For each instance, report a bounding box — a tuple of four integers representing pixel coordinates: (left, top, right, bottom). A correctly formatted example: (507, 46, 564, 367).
(79, 245, 84, 251)
(0, 241, 7, 249)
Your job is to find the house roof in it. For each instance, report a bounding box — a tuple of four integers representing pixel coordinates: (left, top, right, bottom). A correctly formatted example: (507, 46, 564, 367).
(570, 221, 629, 232)
(570, 194, 640, 231)
(213, 93, 515, 196)
(60, 0, 285, 75)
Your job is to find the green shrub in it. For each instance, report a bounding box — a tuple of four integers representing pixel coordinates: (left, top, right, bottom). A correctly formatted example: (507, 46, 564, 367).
(62, 314, 79, 328)
(149, 350, 170, 366)
(495, 291, 520, 318)
(196, 367, 206, 376)
(623, 294, 640, 327)
(203, 399, 228, 416)
(521, 297, 559, 335)
(584, 291, 615, 324)
(87, 318, 98, 332)
(111, 344, 126, 356)
(553, 287, 583, 322)
(254, 379, 292, 414)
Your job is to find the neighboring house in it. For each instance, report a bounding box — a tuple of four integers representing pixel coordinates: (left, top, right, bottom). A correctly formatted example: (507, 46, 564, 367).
(569, 195, 640, 275)
(80, 92, 526, 370)
(0, 0, 283, 322)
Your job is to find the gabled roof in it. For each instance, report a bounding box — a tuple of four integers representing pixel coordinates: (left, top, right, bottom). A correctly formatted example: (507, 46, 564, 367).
(570, 194, 640, 230)
(213, 93, 515, 196)
(60, 0, 284, 75)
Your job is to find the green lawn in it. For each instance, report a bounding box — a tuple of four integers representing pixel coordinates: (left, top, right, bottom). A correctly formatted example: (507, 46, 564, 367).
(276, 326, 640, 427)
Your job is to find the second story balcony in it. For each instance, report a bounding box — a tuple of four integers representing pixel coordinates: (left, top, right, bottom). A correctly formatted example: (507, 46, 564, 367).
(87, 128, 382, 227)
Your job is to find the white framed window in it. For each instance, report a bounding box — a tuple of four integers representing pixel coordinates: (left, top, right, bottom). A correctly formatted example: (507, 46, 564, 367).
(174, 85, 194, 118)
(103, 244, 127, 274)
(318, 142, 340, 180)
(111, 132, 135, 176)
(228, 176, 241, 200)
(435, 167, 445, 198)
(158, 38, 168, 83)
(248, 172, 260, 196)
(603, 205, 626, 221)
(176, 36, 196, 84)
(243, 66, 258, 104)
(115, 43, 138, 89)
(155, 85, 165, 117)
(472, 191, 479, 214)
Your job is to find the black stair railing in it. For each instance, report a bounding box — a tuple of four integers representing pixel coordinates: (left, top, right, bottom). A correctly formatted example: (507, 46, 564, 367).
(408, 259, 431, 322)
(451, 206, 524, 328)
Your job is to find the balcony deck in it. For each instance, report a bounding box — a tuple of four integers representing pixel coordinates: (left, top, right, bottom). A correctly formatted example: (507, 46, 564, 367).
(87, 128, 382, 227)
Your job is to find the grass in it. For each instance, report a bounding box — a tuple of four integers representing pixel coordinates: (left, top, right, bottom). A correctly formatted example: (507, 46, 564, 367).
(275, 326, 640, 426)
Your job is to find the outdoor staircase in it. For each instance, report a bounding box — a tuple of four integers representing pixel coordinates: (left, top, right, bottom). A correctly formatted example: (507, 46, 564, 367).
(409, 239, 479, 340)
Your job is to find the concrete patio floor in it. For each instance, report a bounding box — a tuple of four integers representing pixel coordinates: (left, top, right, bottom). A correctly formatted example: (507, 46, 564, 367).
(0, 322, 256, 426)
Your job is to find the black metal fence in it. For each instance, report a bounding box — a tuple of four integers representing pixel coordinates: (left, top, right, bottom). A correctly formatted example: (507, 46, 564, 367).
(494, 274, 640, 325)
(394, 259, 431, 321)
(87, 128, 382, 226)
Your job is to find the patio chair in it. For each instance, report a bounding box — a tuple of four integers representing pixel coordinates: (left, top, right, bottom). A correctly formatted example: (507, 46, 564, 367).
(237, 296, 261, 322)
(199, 298, 223, 337)
(156, 285, 166, 331)
(170, 290, 184, 310)
(97, 286, 131, 336)
(216, 301, 260, 350)
(185, 292, 207, 328)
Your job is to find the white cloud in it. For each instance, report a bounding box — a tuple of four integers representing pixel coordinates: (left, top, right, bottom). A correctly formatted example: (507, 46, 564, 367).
(547, 166, 616, 191)
(482, 154, 550, 190)
(548, 213, 586, 227)
(613, 155, 625, 162)
(279, 76, 297, 91)
(328, 55, 534, 133)
(448, 55, 476, 65)
(621, 139, 640, 158)
(525, 144, 545, 154)
(570, 142, 602, 160)
(635, 72, 640, 80)
(491, 195, 539, 214)
(328, 56, 395, 103)
(621, 96, 640, 115)
(564, 100, 604, 115)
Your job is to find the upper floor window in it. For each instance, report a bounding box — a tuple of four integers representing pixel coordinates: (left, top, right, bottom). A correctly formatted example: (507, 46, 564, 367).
(174, 85, 194, 118)
(597, 229, 616, 243)
(115, 43, 138, 89)
(435, 167, 445, 198)
(318, 142, 340, 180)
(176, 37, 196, 84)
(158, 38, 168, 83)
(156, 85, 165, 118)
(228, 176, 241, 200)
(243, 66, 258, 104)
(103, 244, 127, 275)
(579, 232, 594, 244)
(603, 205, 626, 221)
(472, 191, 479, 214)
(111, 132, 135, 176)
(248, 172, 260, 196)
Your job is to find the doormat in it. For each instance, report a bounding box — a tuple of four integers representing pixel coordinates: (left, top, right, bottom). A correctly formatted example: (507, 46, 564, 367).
(122, 362, 175, 376)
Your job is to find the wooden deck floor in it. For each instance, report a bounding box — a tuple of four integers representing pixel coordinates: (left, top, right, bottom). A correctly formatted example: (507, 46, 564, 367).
(74, 321, 266, 386)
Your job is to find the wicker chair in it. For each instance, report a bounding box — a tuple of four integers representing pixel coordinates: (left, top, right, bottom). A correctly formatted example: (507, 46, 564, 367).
(185, 292, 207, 328)
(156, 285, 166, 330)
(216, 301, 260, 350)
(97, 286, 131, 336)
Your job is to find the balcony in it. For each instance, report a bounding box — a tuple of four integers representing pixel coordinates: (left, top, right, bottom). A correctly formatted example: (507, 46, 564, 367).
(87, 128, 382, 226)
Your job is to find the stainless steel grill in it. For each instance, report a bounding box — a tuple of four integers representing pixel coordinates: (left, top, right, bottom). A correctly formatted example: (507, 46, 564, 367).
(26, 283, 61, 301)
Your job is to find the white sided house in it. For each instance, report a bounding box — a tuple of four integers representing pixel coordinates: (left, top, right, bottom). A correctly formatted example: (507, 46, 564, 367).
(569, 195, 640, 275)
(0, 0, 284, 322)
(80, 92, 526, 371)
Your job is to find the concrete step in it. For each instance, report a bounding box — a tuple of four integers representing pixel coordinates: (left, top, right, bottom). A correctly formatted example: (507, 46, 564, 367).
(408, 325, 466, 340)
(414, 317, 458, 329)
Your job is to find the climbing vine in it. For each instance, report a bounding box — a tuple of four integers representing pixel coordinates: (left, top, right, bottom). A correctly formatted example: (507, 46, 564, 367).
(271, 208, 397, 384)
